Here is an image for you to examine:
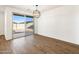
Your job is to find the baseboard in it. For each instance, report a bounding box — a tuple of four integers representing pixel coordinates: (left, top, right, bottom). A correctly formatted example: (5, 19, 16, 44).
(35, 33, 79, 48)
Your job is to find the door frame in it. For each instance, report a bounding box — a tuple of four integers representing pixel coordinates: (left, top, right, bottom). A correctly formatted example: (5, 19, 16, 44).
(12, 13, 34, 39)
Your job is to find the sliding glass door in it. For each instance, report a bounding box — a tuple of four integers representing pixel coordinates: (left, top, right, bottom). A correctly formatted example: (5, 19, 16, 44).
(12, 14, 33, 39)
(25, 16, 33, 36)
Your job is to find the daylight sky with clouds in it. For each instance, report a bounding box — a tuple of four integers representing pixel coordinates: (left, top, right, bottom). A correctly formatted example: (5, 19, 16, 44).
(13, 15, 33, 23)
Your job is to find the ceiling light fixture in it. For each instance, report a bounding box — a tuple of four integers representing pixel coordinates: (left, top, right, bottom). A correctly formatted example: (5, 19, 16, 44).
(33, 5, 41, 18)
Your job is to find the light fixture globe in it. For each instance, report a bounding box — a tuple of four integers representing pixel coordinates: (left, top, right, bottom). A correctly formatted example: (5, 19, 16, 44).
(33, 5, 41, 18)
(33, 10, 40, 18)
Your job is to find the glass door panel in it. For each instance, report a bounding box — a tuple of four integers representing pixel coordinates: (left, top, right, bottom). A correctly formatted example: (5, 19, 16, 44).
(12, 15, 26, 39)
(25, 17, 33, 36)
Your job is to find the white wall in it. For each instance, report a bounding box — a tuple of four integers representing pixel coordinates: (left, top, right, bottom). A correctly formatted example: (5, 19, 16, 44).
(4, 7, 32, 40)
(34, 18, 38, 34)
(0, 12, 4, 35)
(37, 6, 79, 45)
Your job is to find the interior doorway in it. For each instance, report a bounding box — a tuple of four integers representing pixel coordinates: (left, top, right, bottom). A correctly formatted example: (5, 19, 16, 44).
(12, 13, 34, 39)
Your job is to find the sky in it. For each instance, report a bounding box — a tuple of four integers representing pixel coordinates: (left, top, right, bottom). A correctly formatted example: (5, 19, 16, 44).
(13, 15, 33, 23)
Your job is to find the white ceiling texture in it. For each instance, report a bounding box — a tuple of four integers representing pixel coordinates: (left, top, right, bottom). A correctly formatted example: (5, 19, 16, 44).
(0, 5, 61, 14)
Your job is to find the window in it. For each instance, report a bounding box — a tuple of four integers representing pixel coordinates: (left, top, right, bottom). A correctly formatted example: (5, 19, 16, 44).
(12, 14, 33, 39)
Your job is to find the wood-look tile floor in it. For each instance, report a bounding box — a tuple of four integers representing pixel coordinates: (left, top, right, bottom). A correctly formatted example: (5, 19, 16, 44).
(0, 35, 79, 54)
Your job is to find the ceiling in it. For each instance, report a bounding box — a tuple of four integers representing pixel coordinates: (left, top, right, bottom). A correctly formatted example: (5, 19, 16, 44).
(6, 5, 60, 12)
(0, 5, 61, 13)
